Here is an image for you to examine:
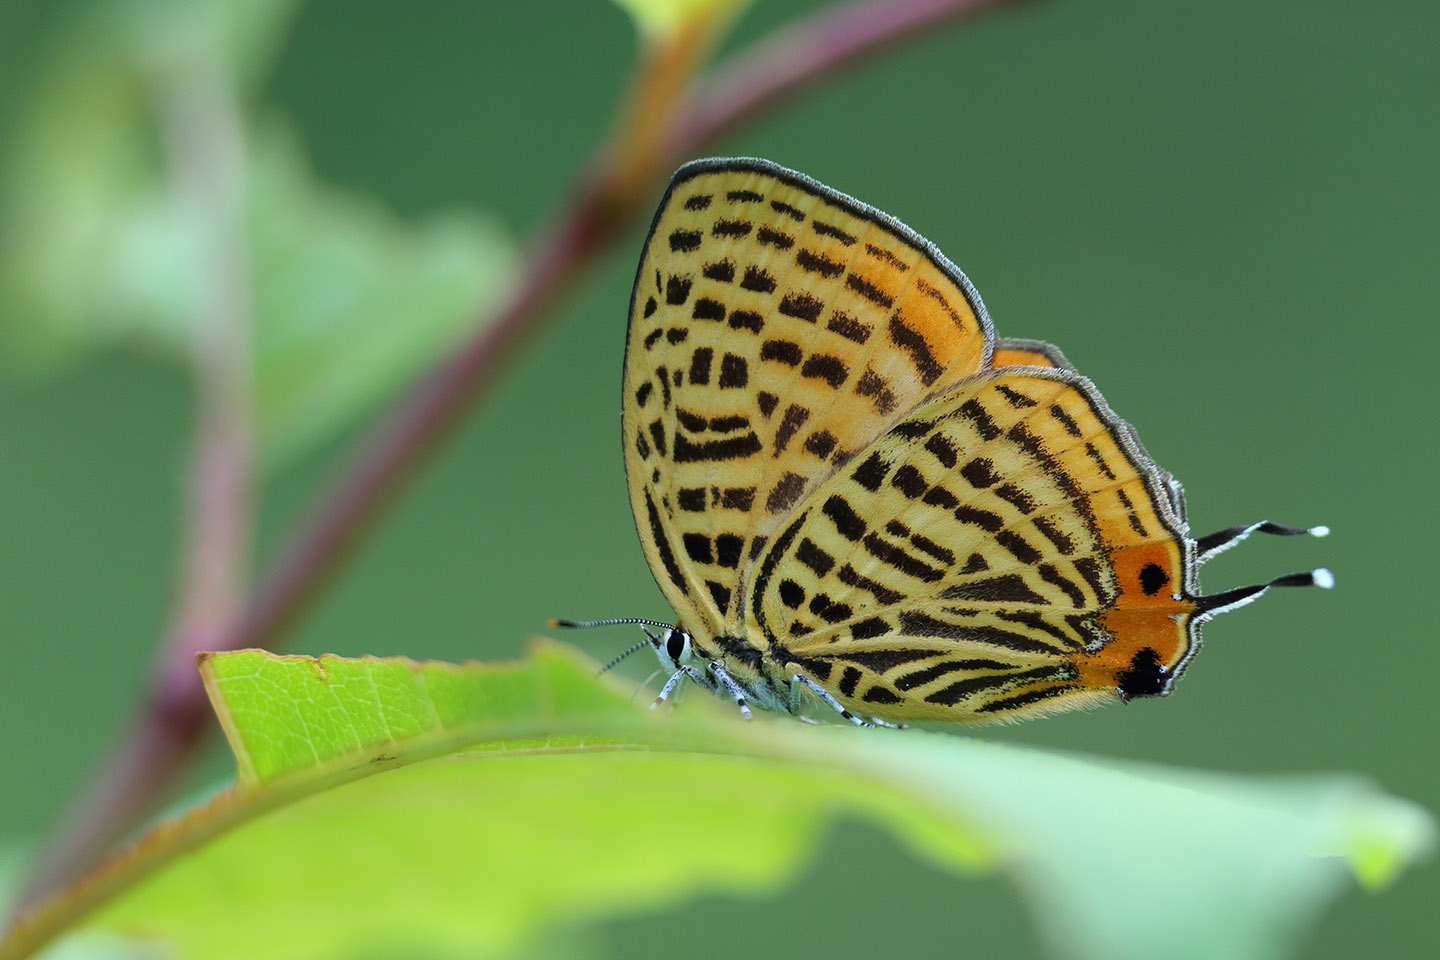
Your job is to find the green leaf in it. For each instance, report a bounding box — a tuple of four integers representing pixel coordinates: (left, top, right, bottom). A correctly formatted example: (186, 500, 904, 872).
(0, 31, 154, 366)
(0, 0, 299, 366)
(243, 126, 515, 468)
(610, 0, 755, 38)
(116, 0, 305, 93)
(2, 644, 1429, 960)
(0, 6, 516, 469)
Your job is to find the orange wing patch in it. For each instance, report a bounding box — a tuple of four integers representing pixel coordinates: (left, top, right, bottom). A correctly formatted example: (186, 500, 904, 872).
(992, 337, 1074, 371)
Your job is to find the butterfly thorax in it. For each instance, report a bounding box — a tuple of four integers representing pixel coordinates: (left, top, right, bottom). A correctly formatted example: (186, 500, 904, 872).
(685, 629, 794, 714)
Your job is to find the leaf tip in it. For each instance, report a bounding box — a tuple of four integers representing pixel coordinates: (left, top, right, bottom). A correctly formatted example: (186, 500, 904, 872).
(1344, 795, 1437, 891)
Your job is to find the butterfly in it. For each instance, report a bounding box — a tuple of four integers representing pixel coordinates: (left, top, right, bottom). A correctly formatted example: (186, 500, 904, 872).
(558, 157, 1330, 726)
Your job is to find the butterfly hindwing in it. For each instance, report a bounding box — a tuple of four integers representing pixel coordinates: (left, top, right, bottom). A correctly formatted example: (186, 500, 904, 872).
(748, 367, 1197, 722)
(992, 337, 1075, 371)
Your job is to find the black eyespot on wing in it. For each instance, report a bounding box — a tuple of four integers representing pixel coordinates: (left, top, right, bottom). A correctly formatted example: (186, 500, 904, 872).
(1117, 647, 1167, 700)
(1139, 562, 1170, 596)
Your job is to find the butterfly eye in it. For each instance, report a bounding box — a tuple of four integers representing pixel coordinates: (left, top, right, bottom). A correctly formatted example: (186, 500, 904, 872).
(665, 629, 687, 663)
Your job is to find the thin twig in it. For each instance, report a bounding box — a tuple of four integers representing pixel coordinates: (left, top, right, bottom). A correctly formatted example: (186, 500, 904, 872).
(15, 0, 1024, 911)
(676, 0, 1024, 153)
(19, 63, 254, 901)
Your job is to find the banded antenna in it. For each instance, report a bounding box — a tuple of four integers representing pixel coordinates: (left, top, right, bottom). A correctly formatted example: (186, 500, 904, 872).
(550, 617, 676, 631)
(595, 639, 650, 676)
(549, 617, 677, 676)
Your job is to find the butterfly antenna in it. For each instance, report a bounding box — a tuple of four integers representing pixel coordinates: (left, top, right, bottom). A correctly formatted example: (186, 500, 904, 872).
(596, 639, 651, 676)
(550, 617, 675, 631)
(1195, 568, 1334, 618)
(1194, 521, 1329, 563)
(550, 618, 675, 677)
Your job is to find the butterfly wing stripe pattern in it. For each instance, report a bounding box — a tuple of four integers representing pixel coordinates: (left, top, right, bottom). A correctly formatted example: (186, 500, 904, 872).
(624, 160, 994, 644)
(754, 368, 1195, 721)
(621, 157, 1322, 725)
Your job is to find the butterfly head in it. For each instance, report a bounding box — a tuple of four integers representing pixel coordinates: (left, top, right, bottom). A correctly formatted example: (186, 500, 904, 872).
(549, 617, 696, 677)
(645, 625, 695, 672)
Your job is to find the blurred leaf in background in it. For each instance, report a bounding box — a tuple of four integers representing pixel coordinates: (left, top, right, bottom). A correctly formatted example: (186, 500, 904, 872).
(243, 127, 512, 468)
(613, 0, 753, 36)
(0, 0, 516, 469)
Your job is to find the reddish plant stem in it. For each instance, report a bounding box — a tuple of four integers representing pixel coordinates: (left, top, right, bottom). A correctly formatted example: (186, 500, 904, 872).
(20, 64, 256, 902)
(17, 0, 1026, 910)
(676, 0, 1023, 153)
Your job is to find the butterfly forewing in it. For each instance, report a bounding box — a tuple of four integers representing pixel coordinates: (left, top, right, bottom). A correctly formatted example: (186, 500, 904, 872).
(624, 160, 995, 636)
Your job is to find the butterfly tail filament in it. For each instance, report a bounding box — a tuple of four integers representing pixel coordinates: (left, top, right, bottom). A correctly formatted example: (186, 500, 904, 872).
(1194, 568, 1334, 619)
(1194, 521, 1329, 563)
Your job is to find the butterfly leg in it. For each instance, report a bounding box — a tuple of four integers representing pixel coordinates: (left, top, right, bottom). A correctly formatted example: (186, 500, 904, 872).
(788, 674, 868, 727)
(706, 661, 755, 720)
(651, 665, 707, 711)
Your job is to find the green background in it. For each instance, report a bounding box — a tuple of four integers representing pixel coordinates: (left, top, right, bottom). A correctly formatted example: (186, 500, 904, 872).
(1, 0, 1434, 957)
